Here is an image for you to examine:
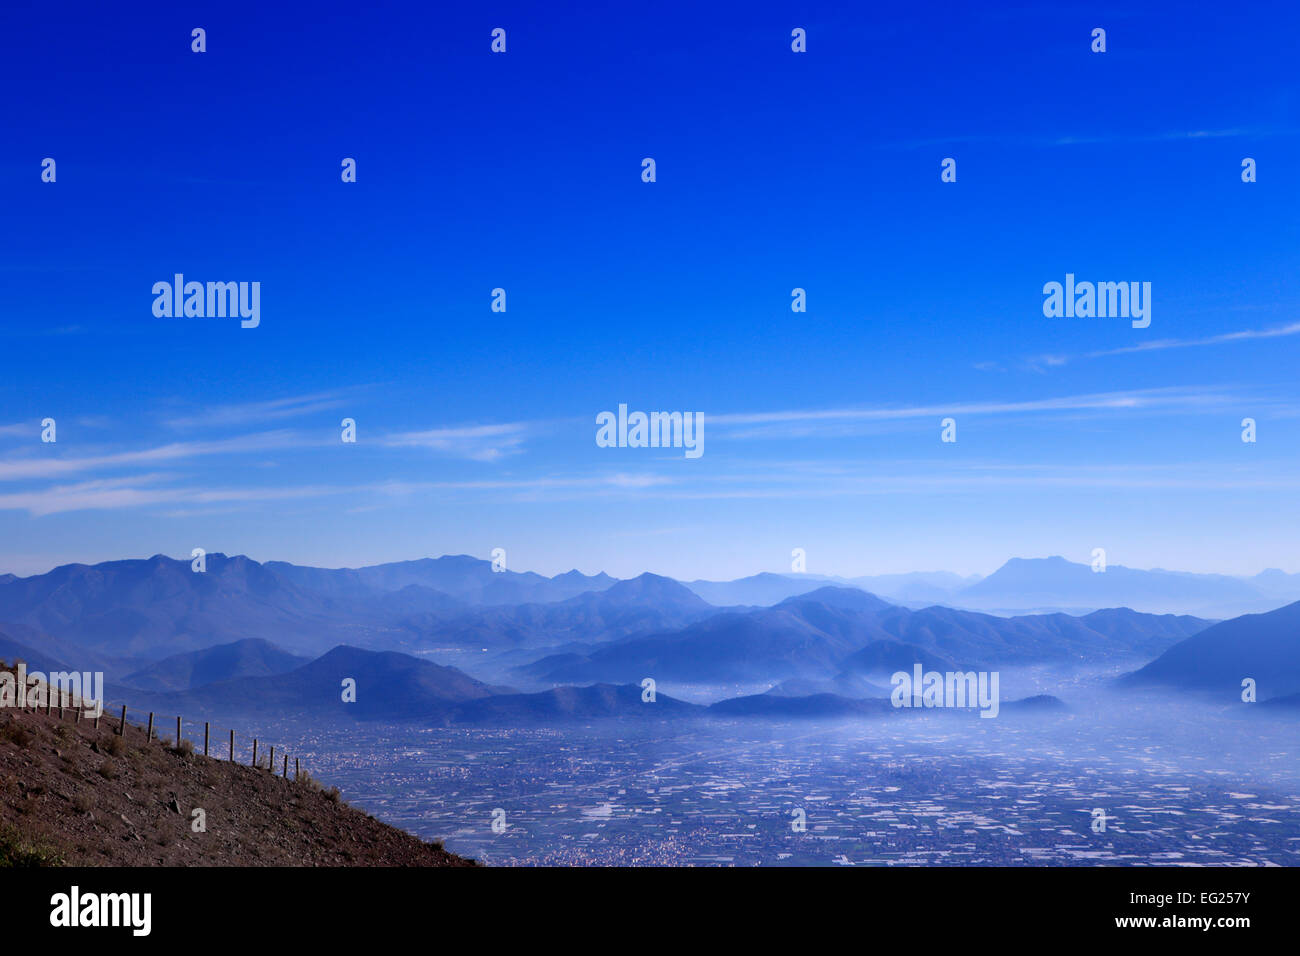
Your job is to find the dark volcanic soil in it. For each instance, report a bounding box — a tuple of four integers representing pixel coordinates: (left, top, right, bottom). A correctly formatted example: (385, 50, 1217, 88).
(0, 665, 475, 866)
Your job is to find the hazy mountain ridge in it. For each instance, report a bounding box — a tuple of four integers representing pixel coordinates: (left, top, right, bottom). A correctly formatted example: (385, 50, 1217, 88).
(1120, 599, 1300, 701)
(2, 553, 1291, 726)
(395, 573, 716, 653)
(685, 557, 1296, 617)
(527, 586, 1211, 685)
(0, 553, 624, 661)
(138, 645, 514, 721)
(951, 556, 1288, 617)
(121, 638, 311, 692)
(267, 555, 615, 606)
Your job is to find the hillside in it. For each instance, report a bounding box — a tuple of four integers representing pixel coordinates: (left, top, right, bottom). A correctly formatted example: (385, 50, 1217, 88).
(1121, 599, 1300, 699)
(0, 663, 473, 866)
(146, 645, 514, 720)
(121, 638, 310, 692)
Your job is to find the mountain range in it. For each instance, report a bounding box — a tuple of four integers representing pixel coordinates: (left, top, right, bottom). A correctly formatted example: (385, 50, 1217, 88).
(525, 587, 1210, 684)
(0, 552, 1296, 722)
(684, 557, 1299, 618)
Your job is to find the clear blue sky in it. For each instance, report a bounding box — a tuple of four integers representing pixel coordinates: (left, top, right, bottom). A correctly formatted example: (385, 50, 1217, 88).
(1, 1, 1298, 579)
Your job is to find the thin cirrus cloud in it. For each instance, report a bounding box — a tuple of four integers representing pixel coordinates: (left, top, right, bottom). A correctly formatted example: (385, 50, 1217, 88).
(163, 391, 353, 428)
(163, 388, 533, 461)
(380, 422, 532, 461)
(5, 456, 1298, 517)
(0, 385, 1280, 517)
(0, 477, 349, 518)
(0, 430, 312, 482)
(880, 126, 1274, 152)
(0, 472, 674, 516)
(1028, 321, 1300, 368)
(707, 387, 1241, 440)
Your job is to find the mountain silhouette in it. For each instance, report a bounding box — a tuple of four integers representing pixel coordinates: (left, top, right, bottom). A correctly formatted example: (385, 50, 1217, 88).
(955, 556, 1276, 617)
(530, 587, 1208, 684)
(144, 645, 513, 720)
(1121, 599, 1300, 700)
(121, 638, 310, 692)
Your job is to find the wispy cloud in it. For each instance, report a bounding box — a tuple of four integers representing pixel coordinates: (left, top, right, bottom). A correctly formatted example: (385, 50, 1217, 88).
(1029, 321, 1300, 368)
(0, 431, 312, 482)
(0, 476, 349, 517)
(881, 126, 1288, 151)
(707, 387, 1239, 440)
(164, 391, 352, 429)
(0, 471, 676, 516)
(381, 422, 532, 461)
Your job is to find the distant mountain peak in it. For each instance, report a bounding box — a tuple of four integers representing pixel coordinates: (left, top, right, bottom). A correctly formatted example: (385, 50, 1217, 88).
(778, 585, 890, 612)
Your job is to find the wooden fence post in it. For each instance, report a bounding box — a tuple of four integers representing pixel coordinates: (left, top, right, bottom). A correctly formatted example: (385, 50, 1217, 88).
(268, 745, 275, 771)
(204, 721, 210, 757)
(282, 754, 288, 778)
(251, 738, 258, 767)
(295, 757, 300, 781)
(146, 712, 153, 742)
(119, 704, 127, 735)
(229, 729, 234, 761)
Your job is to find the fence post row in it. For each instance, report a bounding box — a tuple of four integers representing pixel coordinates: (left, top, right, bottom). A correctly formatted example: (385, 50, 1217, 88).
(23, 685, 306, 783)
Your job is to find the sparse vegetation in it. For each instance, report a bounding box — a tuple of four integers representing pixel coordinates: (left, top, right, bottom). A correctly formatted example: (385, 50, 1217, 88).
(0, 824, 65, 867)
(0, 721, 32, 748)
(0, 663, 474, 867)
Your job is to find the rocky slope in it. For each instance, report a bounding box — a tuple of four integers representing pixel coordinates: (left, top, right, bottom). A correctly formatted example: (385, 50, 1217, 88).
(0, 662, 474, 866)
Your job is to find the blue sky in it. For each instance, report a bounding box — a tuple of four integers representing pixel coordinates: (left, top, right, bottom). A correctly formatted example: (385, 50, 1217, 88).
(1, 1, 1298, 579)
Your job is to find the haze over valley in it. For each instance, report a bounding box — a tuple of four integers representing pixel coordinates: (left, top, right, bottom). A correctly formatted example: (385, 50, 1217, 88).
(2, 550, 1296, 866)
